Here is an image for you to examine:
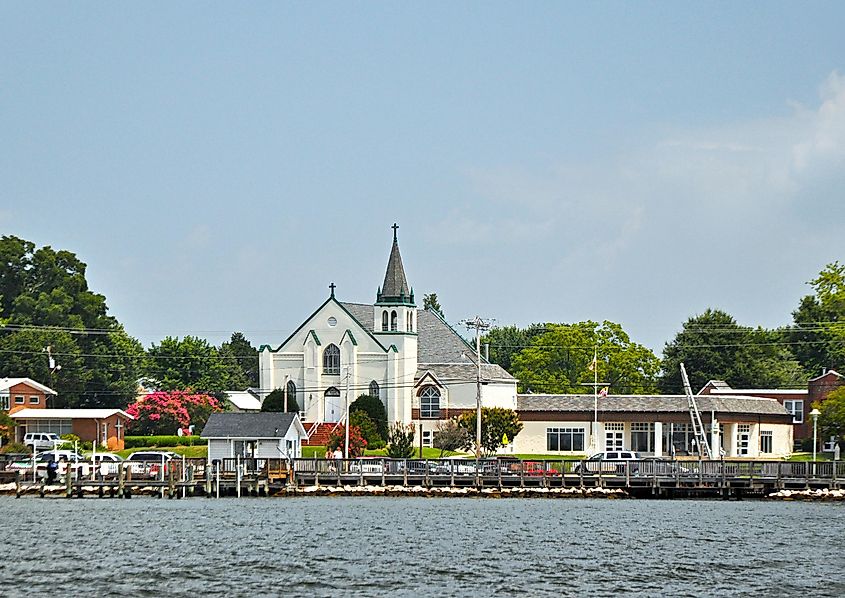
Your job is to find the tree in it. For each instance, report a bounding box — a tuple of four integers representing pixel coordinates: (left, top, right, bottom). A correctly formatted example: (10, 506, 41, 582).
(220, 332, 259, 387)
(790, 262, 845, 376)
(482, 324, 546, 373)
(0, 411, 17, 444)
(0, 236, 145, 408)
(350, 410, 385, 449)
(327, 423, 367, 457)
(432, 418, 467, 457)
(386, 422, 415, 458)
(457, 407, 523, 456)
(349, 394, 388, 442)
(660, 309, 804, 393)
(816, 386, 845, 451)
(261, 388, 300, 413)
(511, 320, 661, 394)
(423, 293, 444, 318)
(125, 390, 222, 436)
(144, 336, 244, 398)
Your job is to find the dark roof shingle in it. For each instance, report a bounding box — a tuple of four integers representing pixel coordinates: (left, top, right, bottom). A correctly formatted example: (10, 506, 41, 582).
(201, 412, 297, 438)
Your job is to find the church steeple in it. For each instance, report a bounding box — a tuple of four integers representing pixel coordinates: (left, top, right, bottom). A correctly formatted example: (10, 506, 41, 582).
(376, 223, 414, 305)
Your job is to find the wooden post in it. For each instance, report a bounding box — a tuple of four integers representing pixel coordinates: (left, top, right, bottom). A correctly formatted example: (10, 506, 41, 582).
(520, 460, 525, 488)
(168, 467, 175, 499)
(424, 460, 430, 488)
(66, 467, 73, 498)
(403, 460, 408, 487)
(381, 459, 386, 487)
(15, 471, 21, 498)
(118, 463, 125, 498)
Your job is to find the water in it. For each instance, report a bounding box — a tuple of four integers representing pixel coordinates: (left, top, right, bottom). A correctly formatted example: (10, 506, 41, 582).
(0, 496, 842, 597)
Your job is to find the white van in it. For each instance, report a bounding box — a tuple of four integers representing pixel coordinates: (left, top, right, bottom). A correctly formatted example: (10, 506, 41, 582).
(23, 432, 63, 451)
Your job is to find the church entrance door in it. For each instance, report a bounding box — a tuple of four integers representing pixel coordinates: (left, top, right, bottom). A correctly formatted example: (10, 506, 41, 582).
(324, 387, 342, 423)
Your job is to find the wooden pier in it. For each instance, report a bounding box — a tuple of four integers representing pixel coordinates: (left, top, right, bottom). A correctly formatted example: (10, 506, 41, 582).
(5, 458, 845, 499)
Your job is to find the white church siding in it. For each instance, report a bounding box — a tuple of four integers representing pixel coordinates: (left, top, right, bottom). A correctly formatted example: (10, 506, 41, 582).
(258, 227, 519, 430)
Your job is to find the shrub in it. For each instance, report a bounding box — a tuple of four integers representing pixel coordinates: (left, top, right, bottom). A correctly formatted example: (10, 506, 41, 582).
(350, 394, 387, 442)
(0, 441, 29, 454)
(386, 422, 415, 458)
(327, 424, 367, 457)
(350, 411, 385, 450)
(124, 435, 208, 449)
(261, 388, 300, 413)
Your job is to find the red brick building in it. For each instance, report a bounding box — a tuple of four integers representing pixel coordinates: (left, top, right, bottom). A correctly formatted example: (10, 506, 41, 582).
(0, 377, 56, 414)
(699, 369, 845, 445)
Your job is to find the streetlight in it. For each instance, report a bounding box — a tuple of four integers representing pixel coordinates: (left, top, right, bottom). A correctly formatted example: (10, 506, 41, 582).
(810, 408, 821, 465)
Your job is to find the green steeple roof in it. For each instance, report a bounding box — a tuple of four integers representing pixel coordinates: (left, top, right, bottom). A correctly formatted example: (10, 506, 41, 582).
(377, 223, 414, 305)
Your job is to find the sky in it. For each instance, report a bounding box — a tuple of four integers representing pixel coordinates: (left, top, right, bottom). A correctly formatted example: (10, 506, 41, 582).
(2, 3, 844, 353)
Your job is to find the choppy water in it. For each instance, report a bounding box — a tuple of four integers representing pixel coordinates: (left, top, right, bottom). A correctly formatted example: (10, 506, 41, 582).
(0, 496, 842, 597)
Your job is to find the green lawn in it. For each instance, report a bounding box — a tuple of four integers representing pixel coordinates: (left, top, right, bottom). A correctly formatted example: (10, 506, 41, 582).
(786, 452, 833, 462)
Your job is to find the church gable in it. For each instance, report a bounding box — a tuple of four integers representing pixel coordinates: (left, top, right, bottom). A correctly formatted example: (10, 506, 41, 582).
(273, 296, 387, 354)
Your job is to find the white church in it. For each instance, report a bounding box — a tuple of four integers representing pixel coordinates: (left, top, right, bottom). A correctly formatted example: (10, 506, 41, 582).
(258, 225, 518, 447)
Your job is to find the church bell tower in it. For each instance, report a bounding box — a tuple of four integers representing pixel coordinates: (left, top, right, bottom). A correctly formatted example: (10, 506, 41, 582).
(373, 224, 417, 424)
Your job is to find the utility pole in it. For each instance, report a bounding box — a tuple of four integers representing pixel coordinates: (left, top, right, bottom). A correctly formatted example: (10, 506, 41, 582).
(283, 374, 289, 413)
(344, 370, 350, 459)
(460, 316, 492, 460)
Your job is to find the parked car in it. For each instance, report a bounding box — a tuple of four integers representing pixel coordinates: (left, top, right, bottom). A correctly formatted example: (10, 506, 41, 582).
(125, 451, 179, 477)
(23, 432, 64, 452)
(349, 457, 386, 474)
(91, 453, 124, 476)
(636, 456, 691, 476)
(8, 450, 90, 478)
(573, 451, 642, 474)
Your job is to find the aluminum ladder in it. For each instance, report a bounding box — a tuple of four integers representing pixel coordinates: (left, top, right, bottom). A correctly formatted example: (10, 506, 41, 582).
(680, 363, 713, 459)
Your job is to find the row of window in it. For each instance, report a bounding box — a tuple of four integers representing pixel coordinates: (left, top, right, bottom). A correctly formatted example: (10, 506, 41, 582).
(0, 395, 40, 410)
(544, 424, 777, 454)
(380, 310, 415, 332)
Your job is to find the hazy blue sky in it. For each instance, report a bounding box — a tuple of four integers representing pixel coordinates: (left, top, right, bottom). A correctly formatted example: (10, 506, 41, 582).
(2, 3, 843, 352)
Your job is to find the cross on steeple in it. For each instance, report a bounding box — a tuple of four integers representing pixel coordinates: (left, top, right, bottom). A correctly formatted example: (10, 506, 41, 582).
(392, 223, 399, 242)
(329, 282, 336, 298)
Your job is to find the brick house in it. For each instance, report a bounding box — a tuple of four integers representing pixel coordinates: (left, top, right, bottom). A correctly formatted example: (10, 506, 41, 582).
(0, 377, 56, 414)
(11, 408, 134, 451)
(699, 369, 845, 446)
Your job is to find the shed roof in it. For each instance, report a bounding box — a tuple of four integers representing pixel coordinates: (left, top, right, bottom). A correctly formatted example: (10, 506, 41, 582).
(225, 390, 262, 411)
(201, 412, 300, 439)
(517, 394, 790, 416)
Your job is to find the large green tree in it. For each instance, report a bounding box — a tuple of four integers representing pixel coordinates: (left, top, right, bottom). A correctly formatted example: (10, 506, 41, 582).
(660, 309, 804, 393)
(511, 321, 660, 394)
(144, 336, 245, 398)
(457, 407, 523, 456)
(789, 262, 845, 377)
(0, 236, 144, 407)
(260, 388, 300, 413)
(220, 332, 259, 388)
(482, 324, 545, 373)
(815, 386, 845, 451)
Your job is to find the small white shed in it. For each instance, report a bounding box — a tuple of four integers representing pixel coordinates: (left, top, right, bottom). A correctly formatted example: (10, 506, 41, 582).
(201, 412, 307, 461)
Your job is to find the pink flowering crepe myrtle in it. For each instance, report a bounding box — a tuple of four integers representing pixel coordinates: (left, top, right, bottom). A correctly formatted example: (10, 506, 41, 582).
(126, 390, 222, 436)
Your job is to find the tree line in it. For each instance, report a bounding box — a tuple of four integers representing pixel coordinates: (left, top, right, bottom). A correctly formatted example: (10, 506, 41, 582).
(0, 236, 259, 409)
(482, 262, 844, 394)
(1, 236, 842, 411)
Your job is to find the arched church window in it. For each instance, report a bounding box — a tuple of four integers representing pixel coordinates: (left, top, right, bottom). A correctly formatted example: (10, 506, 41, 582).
(286, 380, 297, 406)
(323, 344, 340, 375)
(391, 311, 398, 331)
(382, 311, 389, 331)
(369, 380, 380, 398)
(419, 386, 441, 419)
